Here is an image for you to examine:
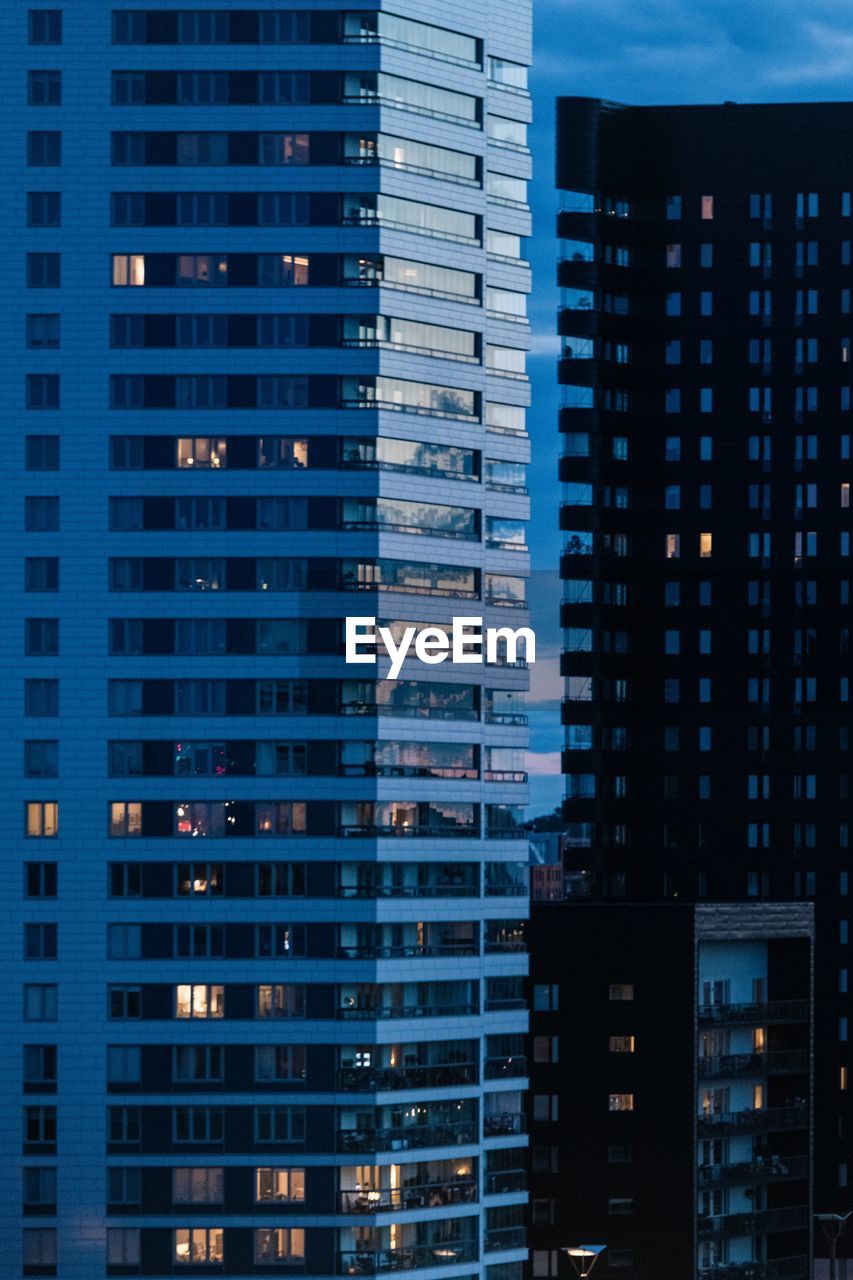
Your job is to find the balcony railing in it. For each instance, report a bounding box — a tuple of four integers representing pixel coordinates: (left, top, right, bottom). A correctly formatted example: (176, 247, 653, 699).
(484, 1169, 527, 1195)
(698, 1050, 808, 1080)
(698, 1256, 809, 1280)
(339, 1241, 478, 1275)
(337, 943, 478, 960)
(339, 1181, 477, 1212)
(697, 1104, 807, 1137)
(698, 1154, 809, 1189)
(698, 1000, 808, 1026)
(339, 824, 479, 839)
(337, 883, 479, 900)
(339, 703, 479, 721)
(483, 1113, 525, 1137)
(336, 1064, 478, 1093)
(698, 1205, 808, 1240)
(338, 1002, 478, 1021)
(485, 1227, 527, 1252)
(339, 765, 479, 779)
(338, 1122, 478, 1153)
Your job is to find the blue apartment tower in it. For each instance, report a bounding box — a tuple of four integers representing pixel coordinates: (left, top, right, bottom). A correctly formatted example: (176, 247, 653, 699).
(1, 5, 531, 1277)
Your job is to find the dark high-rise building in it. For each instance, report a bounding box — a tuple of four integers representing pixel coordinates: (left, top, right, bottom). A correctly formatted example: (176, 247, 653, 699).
(534, 97, 853, 1278)
(0, 5, 531, 1276)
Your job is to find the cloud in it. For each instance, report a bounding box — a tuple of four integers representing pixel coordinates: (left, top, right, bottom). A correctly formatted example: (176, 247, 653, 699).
(526, 750, 563, 776)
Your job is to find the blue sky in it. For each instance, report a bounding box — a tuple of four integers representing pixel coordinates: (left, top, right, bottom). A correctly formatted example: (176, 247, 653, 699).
(523, 0, 853, 813)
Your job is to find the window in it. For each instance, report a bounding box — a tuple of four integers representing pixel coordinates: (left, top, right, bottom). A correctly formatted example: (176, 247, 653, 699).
(23, 984, 57, 1020)
(175, 984, 224, 1019)
(25, 618, 59, 652)
(174, 1228, 224, 1264)
(25, 862, 57, 897)
(109, 986, 141, 1019)
(27, 193, 61, 229)
(25, 741, 58, 777)
(25, 679, 58, 717)
(255, 1168, 306, 1203)
(609, 984, 634, 1001)
(255, 1227, 305, 1264)
(257, 984, 305, 1019)
(28, 70, 61, 106)
(107, 1046, 141, 1084)
(23, 1229, 57, 1266)
(27, 131, 61, 166)
(110, 802, 142, 837)
(26, 801, 58, 838)
(107, 924, 141, 960)
(608, 1094, 635, 1112)
(255, 1106, 306, 1144)
(173, 1106, 223, 1144)
(107, 1229, 140, 1265)
(25, 496, 59, 531)
(29, 11, 62, 43)
(609, 1035, 635, 1053)
(701, 195, 714, 219)
(26, 374, 59, 410)
(24, 1166, 56, 1207)
(27, 253, 60, 288)
(24, 1044, 57, 1085)
(173, 1167, 224, 1205)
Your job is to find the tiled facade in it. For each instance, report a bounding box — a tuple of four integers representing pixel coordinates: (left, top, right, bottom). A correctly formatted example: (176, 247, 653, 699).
(0, 5, 531, 1276)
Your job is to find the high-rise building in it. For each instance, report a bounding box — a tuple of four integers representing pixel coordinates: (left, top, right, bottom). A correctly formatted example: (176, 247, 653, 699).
(537, 97, 853, 1277)
(0, 6, 531, 1276)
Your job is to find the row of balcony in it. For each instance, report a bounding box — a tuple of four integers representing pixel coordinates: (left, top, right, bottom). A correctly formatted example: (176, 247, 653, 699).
(698, 1257, 809, 1280)
(336, 1056, 526, 1093)
(698, 1204, 809, 1240)
(698, 1001, 808, 1027)
(698, 1155, 808, 1189)
(698, 1050, 808, 1080)
(338, 1116, 525, 1153)
(697, 1104, 807, 1137)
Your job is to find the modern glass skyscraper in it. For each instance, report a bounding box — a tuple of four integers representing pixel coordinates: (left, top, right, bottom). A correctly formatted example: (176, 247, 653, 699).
(1, 5, 531, 1276)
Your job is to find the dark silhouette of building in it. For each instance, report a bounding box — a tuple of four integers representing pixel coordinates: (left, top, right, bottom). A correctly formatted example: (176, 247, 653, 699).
(536, 97, 853, 1278)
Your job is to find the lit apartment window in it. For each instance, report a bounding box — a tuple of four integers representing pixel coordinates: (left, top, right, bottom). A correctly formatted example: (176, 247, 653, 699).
(175, 984, 224, 1019)
(255, 1168, 306, 1203)
(609, 1036, 635, 1053)
(174, 1228, 224, 1264)
(257, 983, 306, 1018)
(608, 1094, 634, 1112)
(112, 254, 146, 286)
(254, 1228, 305, 1265)
(700, 532, 713, 558)
(701, 195, 714, 219)
(26, 802, 58, 837)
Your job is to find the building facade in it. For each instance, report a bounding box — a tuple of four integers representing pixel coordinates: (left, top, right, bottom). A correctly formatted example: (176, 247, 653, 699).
(0, 5, 531, 1276)
(549, 97, 853, 1275)
(528, 899, 814, 1280)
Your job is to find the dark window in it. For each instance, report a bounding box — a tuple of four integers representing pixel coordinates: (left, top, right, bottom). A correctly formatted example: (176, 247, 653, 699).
(26, 315, 60, 349)
(24, 1044, 57, 1084)
(27, 253, 60, 287)
(25, 619, 59, 655)
(25, 740, 58, 777)
(25, 923, 57, 959)
(25, 680, 59, 717)
(26, 863, 58, 897)
(26, 373, 59, 409)
(27, 131, 61, 166)
(25, 496, 59, 530)
(26, 436, 60, 468)
(28, 11, 62, 44)
(25, 558, 59, 592)
(27, 70, 61, 105)
(27, 193, 61, 226)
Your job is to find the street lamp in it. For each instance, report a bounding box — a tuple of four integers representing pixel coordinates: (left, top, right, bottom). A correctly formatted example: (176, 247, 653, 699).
(562, 1246, 607, 1278)
(815, 1213, 852, 1280)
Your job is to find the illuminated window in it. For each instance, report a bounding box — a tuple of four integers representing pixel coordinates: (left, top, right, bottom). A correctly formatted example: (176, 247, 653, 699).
(110, 801, 142, 836)
(26, 802, 58, 837)
(609, 1036, 635, 1053)
(608, 1093, 634, 1112)
(842, 1066, 849, 1092)
(700, 532, 713, 558)
(701, 195, 714, 220)
(177, 437, 227, 468)
(257, 984, 306, 1019)
(255, 1168, 305, 1203)
(112, 254, 145, 286)
(174, 1228, 224, 1264)
(255, 1228, 305, 1264)
(665, 534, 680, 559)
(753, 1084, 764, 1109)
(175, 984, 224, 1019)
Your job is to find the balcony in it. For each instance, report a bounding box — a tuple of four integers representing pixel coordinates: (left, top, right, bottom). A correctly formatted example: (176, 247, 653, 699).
(340, 825, 479, 839)
(337, 883, 479, 900)
(339, 1241, 478, 1275)
(338, 1123, 478, 1153)
(698, 1256, 809, 1280)
(697, 1103, 807, 1137)
(338, 1003, 478, 1021)
(484, 1169, 526, 1196)
(339, 1181, 477, 1212)
(698, 1205, 808, 1240)
(336, 1064, 477, 1093)
(338, 943, 478, 960)
(483, 1113, 526, 1138)
(484, 1056, 527, 1081)
(339, 703, 479, 722)
(698, 1000, 808, 1027)
(485, 1227, 527, 1252)
(698, 1050, 808, 1080)
(698, 1154, 808, 1189)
